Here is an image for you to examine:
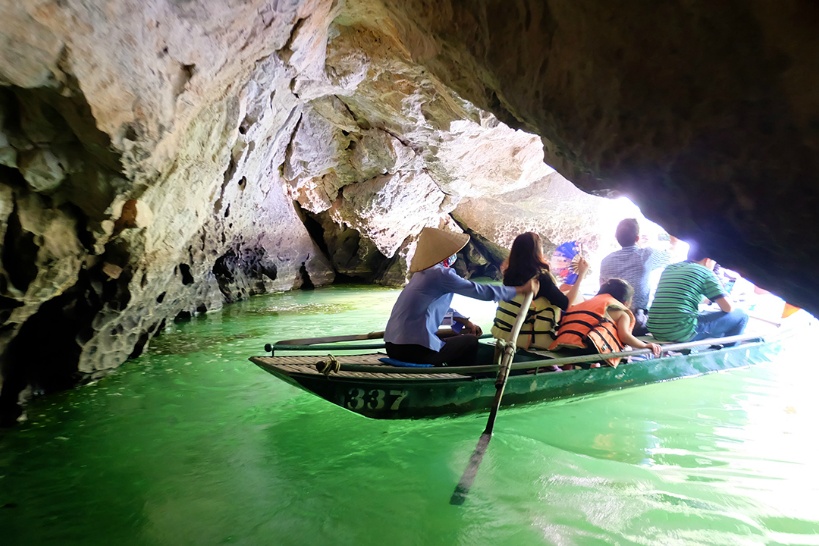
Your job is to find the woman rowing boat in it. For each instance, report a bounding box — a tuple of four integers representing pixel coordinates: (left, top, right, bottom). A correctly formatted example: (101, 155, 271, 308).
(384, 227, 537, 367)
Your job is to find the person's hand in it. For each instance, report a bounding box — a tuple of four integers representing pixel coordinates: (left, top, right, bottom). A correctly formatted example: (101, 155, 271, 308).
(516, 277, 539, 296)
(575, 256, 590, 278)
(646, 342, 662, 357)
(463, 321, 483, 336)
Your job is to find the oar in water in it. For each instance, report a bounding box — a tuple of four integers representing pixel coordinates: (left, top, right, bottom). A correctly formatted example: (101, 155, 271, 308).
(450, 290, 534, 506)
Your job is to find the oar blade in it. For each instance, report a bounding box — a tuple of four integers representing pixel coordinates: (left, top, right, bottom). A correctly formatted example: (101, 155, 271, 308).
(450, 432, 492, 505)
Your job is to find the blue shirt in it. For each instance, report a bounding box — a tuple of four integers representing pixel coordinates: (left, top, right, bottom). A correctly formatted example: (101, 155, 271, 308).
(384, 265, 517, 351)
(599, 245, 673, 311)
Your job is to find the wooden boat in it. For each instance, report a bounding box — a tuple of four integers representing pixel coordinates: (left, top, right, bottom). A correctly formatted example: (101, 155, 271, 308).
(249, 324, 796, 420)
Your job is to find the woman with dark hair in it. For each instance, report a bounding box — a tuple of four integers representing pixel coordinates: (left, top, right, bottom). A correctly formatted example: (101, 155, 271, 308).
(550, 278, 662, 368)
(491, 232, 589, 351)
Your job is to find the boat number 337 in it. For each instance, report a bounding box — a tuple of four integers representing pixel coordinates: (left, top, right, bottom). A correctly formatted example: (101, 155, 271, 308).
(344, 388, 408, 411)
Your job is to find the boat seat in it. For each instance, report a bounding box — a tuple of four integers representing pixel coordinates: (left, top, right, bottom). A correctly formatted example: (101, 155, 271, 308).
(378, 357, 434, 368)
(522, 349, 564, 359)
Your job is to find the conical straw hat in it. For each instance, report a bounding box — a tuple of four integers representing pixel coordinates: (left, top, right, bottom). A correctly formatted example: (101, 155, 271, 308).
(409, 227, 470, 273)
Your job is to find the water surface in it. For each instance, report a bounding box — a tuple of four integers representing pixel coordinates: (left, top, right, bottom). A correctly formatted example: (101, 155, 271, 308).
(1, 286, 818, 545)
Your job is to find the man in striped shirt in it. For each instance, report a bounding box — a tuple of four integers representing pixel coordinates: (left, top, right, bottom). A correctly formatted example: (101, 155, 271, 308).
(599, 219, 677, 334)
(647, 242, 748, 344)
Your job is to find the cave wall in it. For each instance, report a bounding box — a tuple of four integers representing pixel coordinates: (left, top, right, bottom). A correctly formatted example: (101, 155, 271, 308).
(0, 0, 343, 404)
(0, 0, 612, 416)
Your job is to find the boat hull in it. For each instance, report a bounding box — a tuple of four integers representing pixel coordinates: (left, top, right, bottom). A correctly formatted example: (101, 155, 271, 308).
(251, 339, 779, 419)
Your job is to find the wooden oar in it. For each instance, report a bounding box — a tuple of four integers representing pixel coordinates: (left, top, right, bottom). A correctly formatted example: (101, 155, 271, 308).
(268, 330, 494, 354)
(450, 290, 534, 505)
(273, 330, 385, 346)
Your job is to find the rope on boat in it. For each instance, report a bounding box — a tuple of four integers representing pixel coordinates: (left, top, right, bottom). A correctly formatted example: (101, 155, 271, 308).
(315, 355, 340, 376)
(493, 338, 516, 386)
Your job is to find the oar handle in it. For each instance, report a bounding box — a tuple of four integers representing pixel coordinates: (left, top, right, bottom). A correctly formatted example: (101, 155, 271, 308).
(507, 291, 534, 351)
(273, 330, 385, 347)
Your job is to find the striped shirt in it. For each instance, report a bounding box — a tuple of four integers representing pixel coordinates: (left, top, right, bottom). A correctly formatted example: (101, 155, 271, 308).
(599, 246, 673, 311)
(647, 261, 726, 342)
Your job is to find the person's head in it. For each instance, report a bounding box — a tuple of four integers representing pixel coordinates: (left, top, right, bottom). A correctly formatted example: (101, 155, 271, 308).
(510, 232, 547, 267)
(598, 278, 634, 307)
(503, 232, 549, 280)
(686, 240, 709, 262)
(409, 227, 470, 273)
(615, 218, 640, 247)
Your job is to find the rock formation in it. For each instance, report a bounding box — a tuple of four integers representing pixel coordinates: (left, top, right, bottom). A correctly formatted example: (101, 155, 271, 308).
(1, 0, 817, 421)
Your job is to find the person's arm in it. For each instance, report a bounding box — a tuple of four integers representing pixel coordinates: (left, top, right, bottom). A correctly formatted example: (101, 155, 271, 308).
(647, 235, 679, 270)
(538, 273, 569, 310)
(714, 295, 734, 312)
(440, 267, 537, 302)
(613, 311, 662, 357)
(702, 267, 731, 311)
(452, 314, 482, 336)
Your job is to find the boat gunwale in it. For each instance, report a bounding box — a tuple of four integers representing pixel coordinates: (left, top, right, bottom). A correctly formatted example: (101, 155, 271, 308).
(251, 331, 772, 377)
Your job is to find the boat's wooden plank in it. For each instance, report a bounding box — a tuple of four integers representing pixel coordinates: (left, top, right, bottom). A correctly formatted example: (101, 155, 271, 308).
(255, 360, 472, 380)
(525, 350, 562, 359)
(255, 354, 387, 366)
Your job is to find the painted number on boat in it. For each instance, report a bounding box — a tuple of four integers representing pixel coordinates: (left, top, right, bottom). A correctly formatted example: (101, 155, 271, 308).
(344, 388, 408, 411)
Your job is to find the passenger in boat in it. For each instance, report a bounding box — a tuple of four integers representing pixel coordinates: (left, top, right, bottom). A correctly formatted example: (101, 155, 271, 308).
(492, 232, 589, 351)
(647, 241, 749, 345)
(599, 219, 679, 335)
(549, 278, 662, 368)
(384, 227, 538, 367)
(550, 241, 586, 302)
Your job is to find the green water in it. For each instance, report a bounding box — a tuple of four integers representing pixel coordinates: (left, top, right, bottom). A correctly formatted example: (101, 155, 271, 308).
(1, 286, 818, 545)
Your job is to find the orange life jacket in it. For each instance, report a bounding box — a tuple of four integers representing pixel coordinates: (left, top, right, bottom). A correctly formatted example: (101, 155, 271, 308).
(548, 294, 635, 367)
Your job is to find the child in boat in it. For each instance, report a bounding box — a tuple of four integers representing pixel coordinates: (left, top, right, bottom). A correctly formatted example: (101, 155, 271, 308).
(492, 232, 589, 351)
(549, 278, 662, 368)
(384, 227, 537, 367)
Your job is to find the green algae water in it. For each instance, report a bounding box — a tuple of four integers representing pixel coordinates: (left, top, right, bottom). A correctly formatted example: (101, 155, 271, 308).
(2, 285, 818, 546)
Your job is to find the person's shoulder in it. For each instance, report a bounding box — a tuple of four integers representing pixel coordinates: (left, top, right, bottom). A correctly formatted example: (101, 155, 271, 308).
(664, 260, 687, 271)
(689, 262, 716, 275)
(417, 265, 450, 279)
(600, 250, 620, 269)
(438, 266, 467, 281)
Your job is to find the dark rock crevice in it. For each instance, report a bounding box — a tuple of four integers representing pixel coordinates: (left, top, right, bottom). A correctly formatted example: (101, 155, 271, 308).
(2, 202, 39, 293)
(212, 245, 279, 303)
